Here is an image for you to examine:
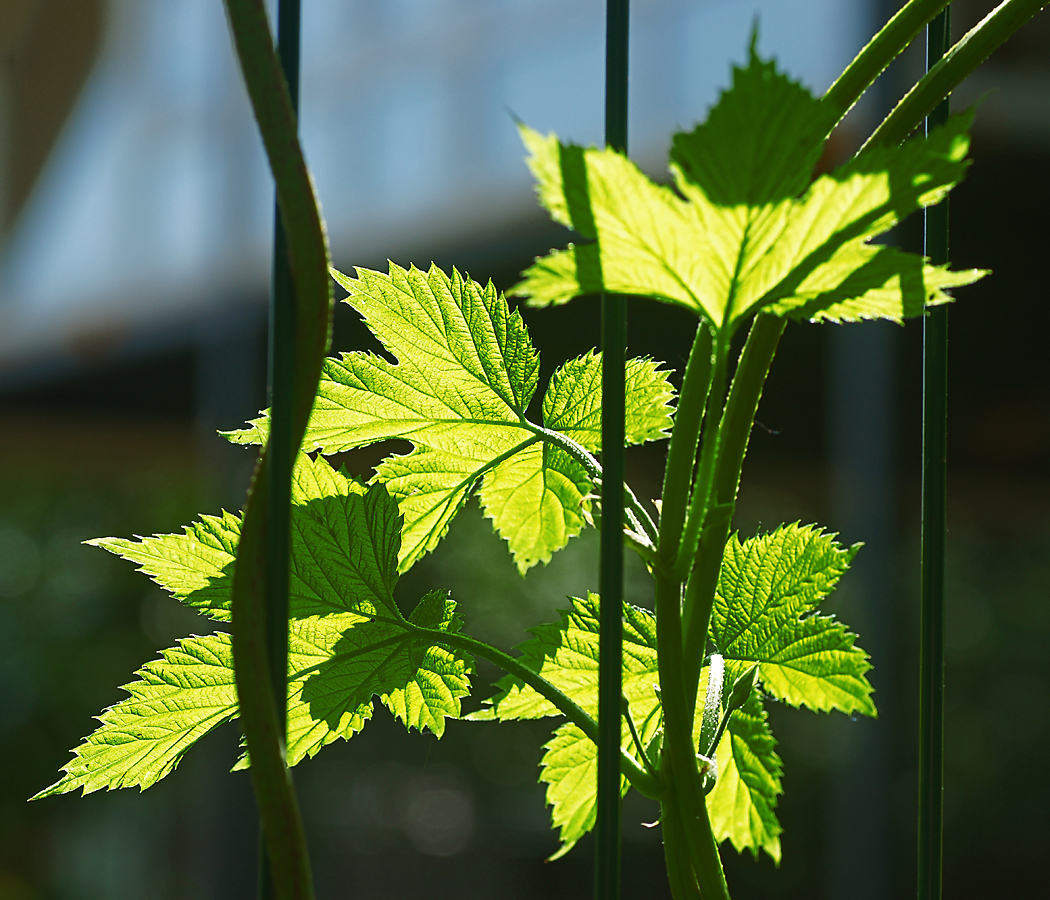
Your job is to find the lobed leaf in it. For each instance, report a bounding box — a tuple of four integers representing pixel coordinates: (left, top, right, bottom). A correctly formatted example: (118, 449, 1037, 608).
(40, 457, 473, 796)
(711, 523, 876, 717)
(516, 49, 983, 331)
(33, 634, 239, 797)
(706, 689, 784, 863)
(479, 593, 661, 857)
(227, 263, 673, 573)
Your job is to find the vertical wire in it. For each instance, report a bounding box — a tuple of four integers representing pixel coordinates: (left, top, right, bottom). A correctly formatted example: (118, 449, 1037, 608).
(597, 2, 628, 899)
(267, 0, 300, 746)
(262, 1, 300, 896)
(919, 7, 950, 900)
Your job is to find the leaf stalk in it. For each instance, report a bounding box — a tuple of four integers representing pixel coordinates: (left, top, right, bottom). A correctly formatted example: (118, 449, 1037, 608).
(863, 0, 1050, 151)
(681, 315, 785, 705)
(405, 623, 665, 800)
(657, 321, 716, 568)
(822, 0, 952, 124)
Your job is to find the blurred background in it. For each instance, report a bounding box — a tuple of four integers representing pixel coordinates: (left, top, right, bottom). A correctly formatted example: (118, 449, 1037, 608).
(0, 0, 1047, 897)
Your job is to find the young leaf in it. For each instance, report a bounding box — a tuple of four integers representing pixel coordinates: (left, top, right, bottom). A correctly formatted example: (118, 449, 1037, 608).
(706, 689, 784, 863)
(227, 263, 673, 572)
(39, 456, 473, 796)
(483, 593, 660, 722)
(515, 49, 983, 331)
(711, 523, 876, 717)
(479, 593, 662, 857)
(543, 351, 674, 451)
(539, 721, 635, 860)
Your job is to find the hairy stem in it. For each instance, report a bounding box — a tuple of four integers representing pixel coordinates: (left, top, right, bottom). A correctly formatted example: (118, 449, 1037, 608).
(674, 332, 730, 581)
(864, 0, 1050, 150)
(682, 315, 786, 707)
(698, 653, 725, 760)
(661, 794, 702, 900)
(223, 2, 332, 897)
(822, 0, 951, 124)
(405, 623, 664, 800)
(655, 570, 731, 900)
(657, 322, 715, 567)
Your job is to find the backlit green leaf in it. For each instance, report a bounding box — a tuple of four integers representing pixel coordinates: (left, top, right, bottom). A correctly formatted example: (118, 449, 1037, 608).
(543, 351, 675, 451)
(227, 263, 673, 573)
(480, 593, 661, 857)
(38, 456, 473, 797)
(539, 721, 632, 860)
(32, 634, 239, 797)
(706, 690, 783, 863)
(87, 513, 240, 622)
(516, 49, 983, 330)
(484, 593, 660, 722)
(711, 523, 876, 717)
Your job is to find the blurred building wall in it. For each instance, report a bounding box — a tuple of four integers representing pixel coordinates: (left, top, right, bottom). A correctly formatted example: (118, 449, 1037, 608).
(0, 0, 865, 385)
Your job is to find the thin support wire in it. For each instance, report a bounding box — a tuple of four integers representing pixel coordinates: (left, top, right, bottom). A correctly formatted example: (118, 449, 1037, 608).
(262, 1, 300, 897)
(919, 8, 950, 900)
(597, 3, 628, 900)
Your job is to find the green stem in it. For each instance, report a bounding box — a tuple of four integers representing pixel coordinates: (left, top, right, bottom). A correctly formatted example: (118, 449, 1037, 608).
(623, 696, 658, 778)
(864, 0, 1050, 150)
(661, 795, 702, 900)
(230, 456, 314, 900)
(674, 333, 729, 580)
(821, 0, 951, 124)
(223, 2, 332, 897)
(657, 322, 715, 567)
(689, 787, 734, 900)
(532, 424, 602, 479)
(406, 624, 664, 800)
(223, 1, 331, 435)
(655, 571, 731, 900)
(682, 315, 786, 706)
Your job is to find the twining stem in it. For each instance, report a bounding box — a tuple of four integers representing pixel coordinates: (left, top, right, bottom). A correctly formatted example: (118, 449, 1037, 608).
(657, 321, 715, 565)
(822, 0, 951, 123)
(229, 458, 314, 900)
(864, 0, 1050, 151)
(404, 623, 664, 800)
(223, 1, 332, 898)
(682, 314, 786, 710)
(674, 332, 729, 581)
